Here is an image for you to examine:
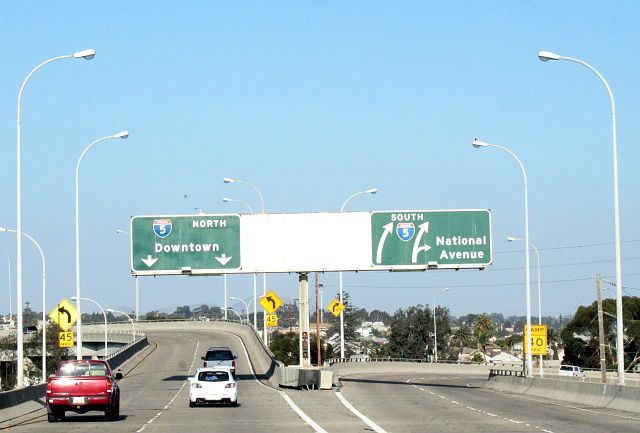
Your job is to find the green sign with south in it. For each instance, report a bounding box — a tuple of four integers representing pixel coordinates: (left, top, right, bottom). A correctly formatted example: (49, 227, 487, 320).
(371, 210, 492, 269)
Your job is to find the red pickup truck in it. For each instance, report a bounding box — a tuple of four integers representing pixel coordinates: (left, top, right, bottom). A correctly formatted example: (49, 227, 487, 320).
(46, 359, 123, 422)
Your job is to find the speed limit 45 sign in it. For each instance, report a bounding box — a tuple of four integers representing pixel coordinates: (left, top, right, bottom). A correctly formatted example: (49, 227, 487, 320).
(524, 325, 548, 355)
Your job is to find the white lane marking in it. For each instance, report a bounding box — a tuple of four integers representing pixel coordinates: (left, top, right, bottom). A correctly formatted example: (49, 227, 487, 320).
(479, 385, 640, 422)
(335, 391, 389, 433)
(226, 332, 328, 432)
(135, 338, 199, 433)
(281, 393, 329, 433)
(407, 377, 554, 433)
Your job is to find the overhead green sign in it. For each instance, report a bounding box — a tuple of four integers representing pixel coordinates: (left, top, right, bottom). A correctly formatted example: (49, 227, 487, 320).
(131, 214, 240, 275)
(371, 210, 491, 269)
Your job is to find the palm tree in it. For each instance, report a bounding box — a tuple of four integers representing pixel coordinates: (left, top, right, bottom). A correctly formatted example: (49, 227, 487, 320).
(472, 314, 494, 354)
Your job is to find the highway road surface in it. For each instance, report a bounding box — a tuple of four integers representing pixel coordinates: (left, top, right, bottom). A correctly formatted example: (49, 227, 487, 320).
(7, 328, 640, 432)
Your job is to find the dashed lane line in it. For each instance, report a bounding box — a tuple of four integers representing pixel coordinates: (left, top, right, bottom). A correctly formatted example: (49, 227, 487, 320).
(135, 338, 199, 433)
(408, 377, 555, 433)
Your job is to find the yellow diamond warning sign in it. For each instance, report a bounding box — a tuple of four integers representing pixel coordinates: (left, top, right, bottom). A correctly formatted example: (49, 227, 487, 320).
(328, 298, 345, 317)
(49, 298, 77, 332)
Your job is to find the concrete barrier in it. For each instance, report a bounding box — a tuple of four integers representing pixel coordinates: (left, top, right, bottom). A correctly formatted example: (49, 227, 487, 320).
(0, 383, 46, 410)
(488, 375, 640, 414)
(333, 361, 493, 377)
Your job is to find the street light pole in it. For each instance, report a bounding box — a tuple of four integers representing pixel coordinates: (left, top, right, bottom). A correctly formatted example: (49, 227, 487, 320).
(433, 288, 449, 363)
(0, 227, 47, 382)
(222, 197, 254, 213)
(222, 197, 257, 329)
(229, 296, 250, 324)
(72, 296, 107, 357)
(5, 255, 10, 325)
(15, 48, 95, 387)
(538, 50, 625, 385)
(338, 188, 378, 359)
(224, 275, 228, 320)
(115, 229, 140, 321)
(507, 236, 543, 377)
(76, 132, 129, 360)
(223, 177, 266, 343)
(472, 139, 533, 377)
(106, 309, 135, 342)
(224, 308, 244, 323)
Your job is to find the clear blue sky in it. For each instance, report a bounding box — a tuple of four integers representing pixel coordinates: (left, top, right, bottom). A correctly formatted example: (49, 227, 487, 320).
(1, 2, 638, 319)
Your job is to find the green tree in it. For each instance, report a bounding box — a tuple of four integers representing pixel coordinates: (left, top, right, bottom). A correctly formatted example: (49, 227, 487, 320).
(472, 313, 494, 353)
(386, 304, 449, 360)
(173, 305, 192, 319)
(269, 331, 333, 366)
(559, 297, 640, 369)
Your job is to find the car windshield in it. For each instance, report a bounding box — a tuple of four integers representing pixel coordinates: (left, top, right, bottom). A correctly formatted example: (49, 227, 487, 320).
(59, 363, 108, 377)
(198, 371, 230, 382)
(205, 351, 232, 361)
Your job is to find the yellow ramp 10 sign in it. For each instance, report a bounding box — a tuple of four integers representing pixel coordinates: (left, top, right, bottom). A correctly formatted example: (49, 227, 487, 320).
(524, 325, 548, 355)
(49, 298, 77, 332)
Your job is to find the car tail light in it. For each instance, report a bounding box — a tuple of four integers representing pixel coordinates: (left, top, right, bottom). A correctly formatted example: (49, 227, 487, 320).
(47, 381, 52, 394)
(225, 383, 236, 388)
(106, 380, 113, 393)
(232, 360, 236, 369)
(192, 383, 202, 388)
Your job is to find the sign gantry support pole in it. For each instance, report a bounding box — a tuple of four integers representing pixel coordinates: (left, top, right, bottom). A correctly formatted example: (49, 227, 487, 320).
(298, 273, 310, 367)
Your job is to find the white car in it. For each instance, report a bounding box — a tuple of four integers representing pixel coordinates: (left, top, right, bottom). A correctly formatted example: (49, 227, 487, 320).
(189, 367, 238, 407)
(558, 365, 584, 377)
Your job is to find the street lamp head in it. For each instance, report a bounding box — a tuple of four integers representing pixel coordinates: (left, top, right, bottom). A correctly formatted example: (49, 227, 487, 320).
(223, 177, 235, 184)
(506, 236, 520, 242)
(366, 188, 378, 194)
(222, 197, 232, 203)
(70, 296, 77, 301)
(538, 51, 561, 62)
(113, 131, 129, 139)
(0, 227, 7, 233)
(472, 139, 489, 148)
(115, 229, 128, 234)
(72, 49, 96, 60)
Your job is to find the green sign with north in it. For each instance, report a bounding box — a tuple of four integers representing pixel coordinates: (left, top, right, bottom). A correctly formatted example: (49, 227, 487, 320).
(371, 210, 492, 269)
(131, 214, 241, 274)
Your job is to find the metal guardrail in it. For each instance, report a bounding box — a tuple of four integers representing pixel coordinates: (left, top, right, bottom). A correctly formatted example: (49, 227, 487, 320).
(489, 368, 525, 378)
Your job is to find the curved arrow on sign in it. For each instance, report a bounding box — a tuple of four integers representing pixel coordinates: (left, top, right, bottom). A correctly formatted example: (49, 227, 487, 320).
(266, 296, 276, 310)
(58, 306, 72, 324)
(411, 222, 431, 263)
(375, 222, 394, 264)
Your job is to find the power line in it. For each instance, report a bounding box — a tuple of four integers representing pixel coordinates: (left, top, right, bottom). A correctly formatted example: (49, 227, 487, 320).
(325, 273, 640, 290)
(486, 256, 640, 273)
(494, 239, 640, 255)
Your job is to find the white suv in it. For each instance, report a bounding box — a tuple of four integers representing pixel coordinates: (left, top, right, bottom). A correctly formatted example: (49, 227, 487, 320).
(558, 365, 584, 377)
(201, 347, 236, 375)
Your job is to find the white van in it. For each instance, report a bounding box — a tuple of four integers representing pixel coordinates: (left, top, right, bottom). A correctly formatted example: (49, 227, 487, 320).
(559, 365, 584, 377)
